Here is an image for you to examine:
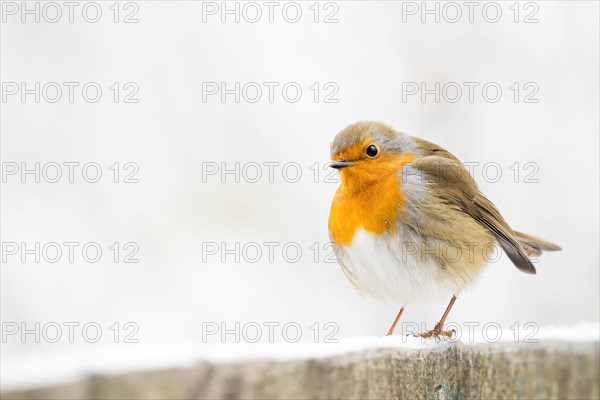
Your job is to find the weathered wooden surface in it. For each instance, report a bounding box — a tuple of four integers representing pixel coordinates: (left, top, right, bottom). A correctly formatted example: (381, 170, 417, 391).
(3, 341, 599, 399)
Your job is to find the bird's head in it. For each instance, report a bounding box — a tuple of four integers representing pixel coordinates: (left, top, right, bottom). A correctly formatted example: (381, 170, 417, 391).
(330, 121, 418, 191)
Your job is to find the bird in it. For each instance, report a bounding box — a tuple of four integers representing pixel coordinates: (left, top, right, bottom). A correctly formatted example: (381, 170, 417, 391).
(327, 121, 561, 338)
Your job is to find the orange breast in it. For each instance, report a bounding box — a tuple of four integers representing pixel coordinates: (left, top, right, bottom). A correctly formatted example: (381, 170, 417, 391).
(328, 153, 416, 246)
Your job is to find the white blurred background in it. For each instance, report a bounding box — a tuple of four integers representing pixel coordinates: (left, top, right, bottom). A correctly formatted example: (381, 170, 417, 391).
(1, 0, 598, 390)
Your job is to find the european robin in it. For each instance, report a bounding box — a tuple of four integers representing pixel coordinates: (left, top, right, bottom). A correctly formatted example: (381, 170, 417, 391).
(328, 121, 561, 338)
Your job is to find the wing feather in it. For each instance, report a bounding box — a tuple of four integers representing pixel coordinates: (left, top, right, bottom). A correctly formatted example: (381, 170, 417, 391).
(410, 138, 537, 274)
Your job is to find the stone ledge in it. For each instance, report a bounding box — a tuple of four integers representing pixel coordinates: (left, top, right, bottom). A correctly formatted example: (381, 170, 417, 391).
(2, 341, 599, 400)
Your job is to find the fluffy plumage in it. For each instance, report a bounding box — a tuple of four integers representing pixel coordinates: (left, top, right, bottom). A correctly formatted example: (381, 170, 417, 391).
(328, 121, 560, 306)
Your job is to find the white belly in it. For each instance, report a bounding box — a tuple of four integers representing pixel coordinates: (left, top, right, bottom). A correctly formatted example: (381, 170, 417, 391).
(335, 229, 466, 306)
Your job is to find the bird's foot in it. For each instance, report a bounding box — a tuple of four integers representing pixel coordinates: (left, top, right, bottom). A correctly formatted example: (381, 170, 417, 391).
(412, 323, 455, 339)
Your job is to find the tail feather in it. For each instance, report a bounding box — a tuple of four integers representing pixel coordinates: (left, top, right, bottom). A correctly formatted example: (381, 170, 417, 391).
(513, 230, 561, 258)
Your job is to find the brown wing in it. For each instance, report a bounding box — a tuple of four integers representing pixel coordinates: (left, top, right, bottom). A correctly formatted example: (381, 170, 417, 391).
(410, 137, 537, 274)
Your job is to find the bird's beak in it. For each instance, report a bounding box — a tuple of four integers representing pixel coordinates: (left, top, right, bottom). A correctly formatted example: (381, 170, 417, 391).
(329, 160, 354, 169)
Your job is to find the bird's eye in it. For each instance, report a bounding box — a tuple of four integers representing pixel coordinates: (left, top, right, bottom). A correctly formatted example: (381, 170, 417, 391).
(366, 145, 378, 157)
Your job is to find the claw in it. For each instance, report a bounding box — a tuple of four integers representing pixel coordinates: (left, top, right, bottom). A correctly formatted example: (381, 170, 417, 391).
(412, 329, 455, 339)
(412, 323, 455, 339)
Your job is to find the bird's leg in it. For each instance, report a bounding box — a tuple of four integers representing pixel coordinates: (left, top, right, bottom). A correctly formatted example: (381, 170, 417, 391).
(413, 295, 457, 339)
(386, 306, 405, 336)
